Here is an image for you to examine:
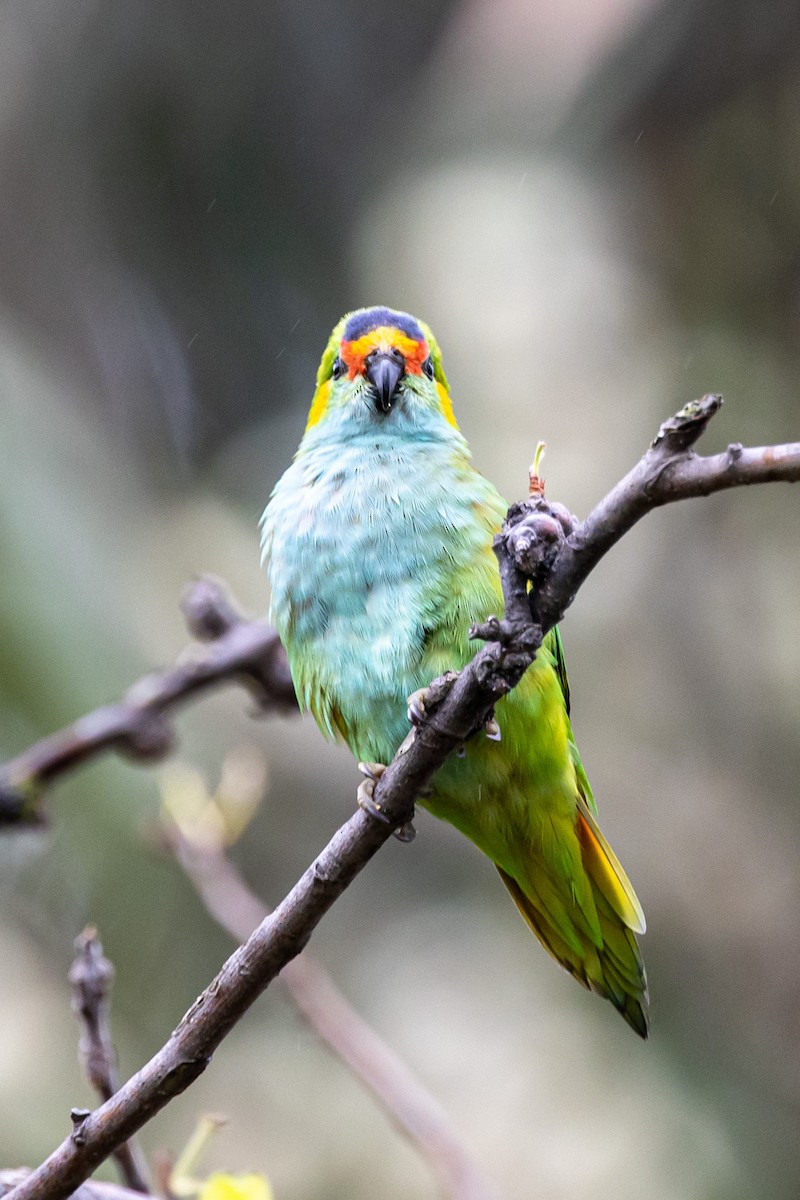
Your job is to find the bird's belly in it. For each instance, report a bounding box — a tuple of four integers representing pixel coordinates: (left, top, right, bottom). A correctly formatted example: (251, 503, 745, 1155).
(269, 476, 490, 760)
(302, 561, 432, 760)
(265, 437, 510, 765)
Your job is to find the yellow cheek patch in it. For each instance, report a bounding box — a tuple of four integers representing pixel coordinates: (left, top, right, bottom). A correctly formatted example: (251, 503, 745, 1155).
(306, 330, 458, 431)
(305, 378, 332, 430)
(436, 380, 459, 428)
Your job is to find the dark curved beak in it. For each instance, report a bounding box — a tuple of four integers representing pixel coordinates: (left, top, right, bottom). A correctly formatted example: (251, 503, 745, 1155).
(365, 351, 404, 414)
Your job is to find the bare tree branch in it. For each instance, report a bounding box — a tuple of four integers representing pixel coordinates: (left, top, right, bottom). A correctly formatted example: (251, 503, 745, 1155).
(0, 579, 296, 826)
(3, 397, 796, 831)
(162, 821, 500, 1200)
(68, 930, 151, 1195)
(533, 396, 800, 622)
(6, 398, 800, 1200)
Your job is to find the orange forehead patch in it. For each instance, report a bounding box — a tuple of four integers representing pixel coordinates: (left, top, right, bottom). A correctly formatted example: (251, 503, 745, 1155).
(340, 325, 428, 378)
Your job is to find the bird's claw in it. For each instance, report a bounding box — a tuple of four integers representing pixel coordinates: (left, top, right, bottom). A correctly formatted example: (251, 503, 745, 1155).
(356, 776, 391, 824)
(357, 764, 416, 841)
(358, 761, 386, 783)
(484, 714, 502, 741)
(393, 819, 417, 843)
(406, 672, 459, 727)
(406, 688, 428, 727)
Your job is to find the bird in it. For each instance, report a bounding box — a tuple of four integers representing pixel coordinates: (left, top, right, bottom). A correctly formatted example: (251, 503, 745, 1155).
(261, 305, 648, 1036)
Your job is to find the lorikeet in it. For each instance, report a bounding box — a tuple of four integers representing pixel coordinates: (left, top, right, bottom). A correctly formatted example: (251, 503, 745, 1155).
(262, 306, 648, 1036)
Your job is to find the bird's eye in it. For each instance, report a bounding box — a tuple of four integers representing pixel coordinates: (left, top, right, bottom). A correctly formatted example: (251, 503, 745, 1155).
(422, 357, 435, 380)
(331, 356, 346, 380)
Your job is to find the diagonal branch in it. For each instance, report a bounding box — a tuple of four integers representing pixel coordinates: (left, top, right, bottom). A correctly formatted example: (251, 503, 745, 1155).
(533, 396, 800, 623)
(163, 822, 500, 1200)
(7, 397, 800, 1200)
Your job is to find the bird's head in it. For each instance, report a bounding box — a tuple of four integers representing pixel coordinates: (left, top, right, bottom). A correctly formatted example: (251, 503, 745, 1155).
(303, 306, 458, 438)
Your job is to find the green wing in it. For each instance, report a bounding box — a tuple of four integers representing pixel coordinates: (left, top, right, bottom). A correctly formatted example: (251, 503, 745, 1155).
(545, 625, 599, 817)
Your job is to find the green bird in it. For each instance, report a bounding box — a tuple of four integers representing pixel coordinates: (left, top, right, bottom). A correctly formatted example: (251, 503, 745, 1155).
(261, 306, 648, 1036)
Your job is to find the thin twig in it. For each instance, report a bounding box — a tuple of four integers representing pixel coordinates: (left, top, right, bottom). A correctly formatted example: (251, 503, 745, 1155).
(162, 823, 500, 1200)
(7, 399, 800, 1200)
(68, 929, 151, 1194)
(0, 579, 296, 825)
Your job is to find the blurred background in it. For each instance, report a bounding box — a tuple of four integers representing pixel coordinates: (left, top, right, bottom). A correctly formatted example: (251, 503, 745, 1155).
(2, 0, 800, 1196)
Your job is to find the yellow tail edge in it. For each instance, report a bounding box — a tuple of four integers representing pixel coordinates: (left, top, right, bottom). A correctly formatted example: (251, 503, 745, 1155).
(497, 864, 650, 1039)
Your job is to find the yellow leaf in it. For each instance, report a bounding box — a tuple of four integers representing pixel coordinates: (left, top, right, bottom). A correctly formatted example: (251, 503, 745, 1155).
(199, 1173, 273, 1200)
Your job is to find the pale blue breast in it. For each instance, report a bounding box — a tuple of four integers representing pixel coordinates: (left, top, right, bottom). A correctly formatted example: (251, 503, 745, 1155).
(262, 420, 504, 761)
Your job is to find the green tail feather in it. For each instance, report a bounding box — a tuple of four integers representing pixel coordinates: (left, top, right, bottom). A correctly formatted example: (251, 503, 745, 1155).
(497, 866, 650, 1039)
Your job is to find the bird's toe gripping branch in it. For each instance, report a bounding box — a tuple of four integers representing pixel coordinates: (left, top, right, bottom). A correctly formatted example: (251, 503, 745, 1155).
(407, 673, 490, 751)
(357, 762, 416, 842)
(406, 673, 459, 729)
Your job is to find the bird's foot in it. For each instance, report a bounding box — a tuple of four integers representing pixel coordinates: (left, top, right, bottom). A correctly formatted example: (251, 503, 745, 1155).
(406, 689, 427, 727)
(357, 762, 416, 842)
(484, 713, 502, 741)
(408, 681, 499, 746)
(392, 819, 417, 843)
(406, 672, 459, 727)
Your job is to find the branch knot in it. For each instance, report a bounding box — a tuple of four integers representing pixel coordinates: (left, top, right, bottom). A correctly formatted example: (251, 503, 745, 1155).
(652, 393, 723, 452)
